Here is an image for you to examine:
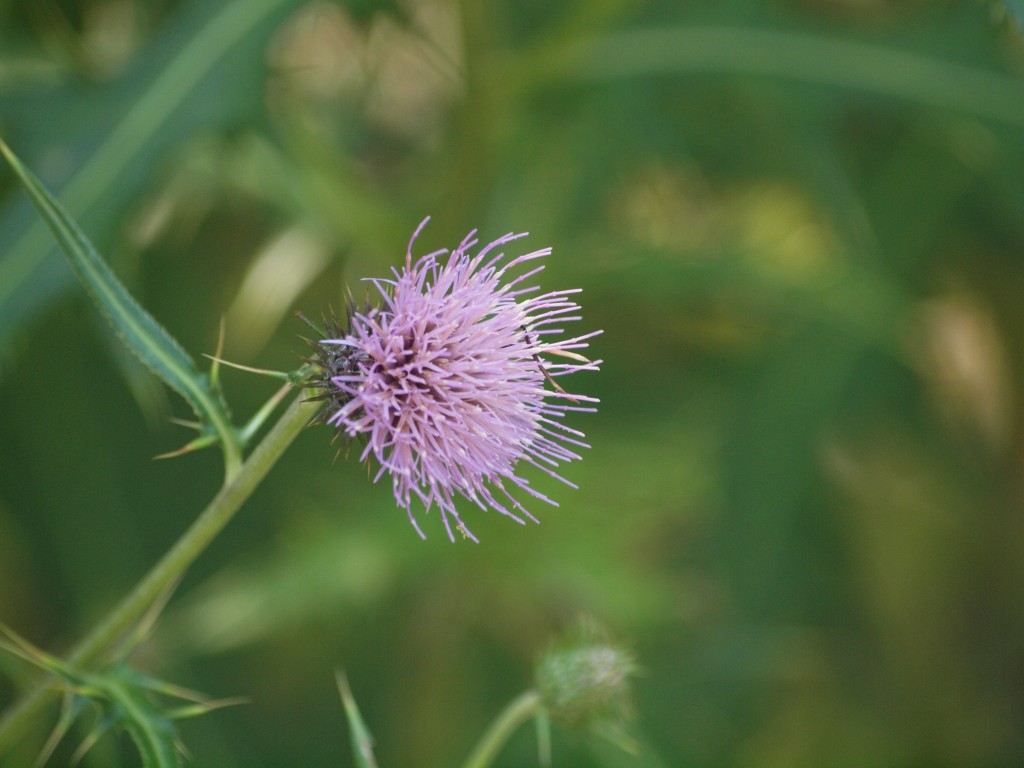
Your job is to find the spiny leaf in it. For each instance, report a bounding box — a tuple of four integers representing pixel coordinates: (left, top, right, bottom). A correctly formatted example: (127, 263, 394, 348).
(0, 0, 308, 358)
(0, 138, 241, 471)
(0, 629, 236, 768)
(37, 695, 89, 768)
(0, 626, 78, 684)
(95, 667, 184, 768)
(153, 434, 220, 460)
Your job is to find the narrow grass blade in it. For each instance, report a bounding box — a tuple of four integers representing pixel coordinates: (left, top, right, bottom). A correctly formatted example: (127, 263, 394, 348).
(336, 671, 378, 768)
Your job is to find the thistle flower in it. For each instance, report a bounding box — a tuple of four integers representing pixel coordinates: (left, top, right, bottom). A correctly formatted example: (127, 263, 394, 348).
(307, 218, 601, 542)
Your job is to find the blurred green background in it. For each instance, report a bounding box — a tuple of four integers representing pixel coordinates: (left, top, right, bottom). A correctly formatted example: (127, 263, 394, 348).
(4, 0, 1024, 765)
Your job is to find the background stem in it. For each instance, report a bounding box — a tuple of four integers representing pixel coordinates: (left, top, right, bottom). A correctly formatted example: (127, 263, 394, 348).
(0, 394, 319, 756)
(459, 690, 542, 768)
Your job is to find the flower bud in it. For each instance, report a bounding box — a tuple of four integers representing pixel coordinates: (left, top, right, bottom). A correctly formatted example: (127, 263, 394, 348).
(534, 622, 637, 738)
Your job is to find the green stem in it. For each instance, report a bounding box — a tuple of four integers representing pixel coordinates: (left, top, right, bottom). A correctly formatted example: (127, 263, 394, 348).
(0, 393, 319, 756)
(459, 690, 542, 768)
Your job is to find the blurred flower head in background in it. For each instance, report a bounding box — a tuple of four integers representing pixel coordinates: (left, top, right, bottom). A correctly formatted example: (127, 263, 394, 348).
(536, 619, 638, 751)
(311, 218, 601, 541)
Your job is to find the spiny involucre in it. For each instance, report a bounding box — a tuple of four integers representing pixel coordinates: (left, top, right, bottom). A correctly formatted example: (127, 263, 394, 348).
(309, 218, 601, 542)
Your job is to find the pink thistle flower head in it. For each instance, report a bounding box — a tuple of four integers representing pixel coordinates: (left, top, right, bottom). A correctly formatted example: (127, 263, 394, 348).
(318, 218, 601, 542)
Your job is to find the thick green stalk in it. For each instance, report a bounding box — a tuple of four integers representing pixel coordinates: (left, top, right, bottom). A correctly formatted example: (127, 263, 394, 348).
(459, 690, 542, 768)
(0, 394, 319, 756)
